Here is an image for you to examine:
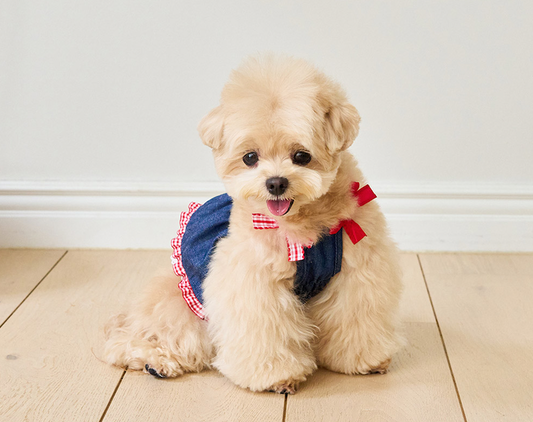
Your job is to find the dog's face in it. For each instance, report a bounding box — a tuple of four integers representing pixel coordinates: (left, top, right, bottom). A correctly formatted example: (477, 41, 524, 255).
(198, 56, 360, 217)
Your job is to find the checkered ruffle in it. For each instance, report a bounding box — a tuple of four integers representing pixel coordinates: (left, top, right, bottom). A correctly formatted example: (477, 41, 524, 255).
(252, 213, 306, 262)
(171, 202, 205, 320)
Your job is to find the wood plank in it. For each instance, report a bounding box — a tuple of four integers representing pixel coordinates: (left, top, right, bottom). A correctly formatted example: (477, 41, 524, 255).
(89, 251, 286, 422)
(284, 254, 465, 422)
(0, 250, 170, 422)
(0, 249, 66, 325)
(104, 370, 285, 422)
(419, 253, 533, 422)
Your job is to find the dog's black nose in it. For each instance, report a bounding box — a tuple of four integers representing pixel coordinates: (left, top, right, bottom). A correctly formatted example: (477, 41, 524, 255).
(266, 177, 289, 196)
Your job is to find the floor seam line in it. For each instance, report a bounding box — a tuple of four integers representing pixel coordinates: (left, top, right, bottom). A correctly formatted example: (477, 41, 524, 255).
(99, 369, 127, 422)
(0, 250, 68, 329)
(417, 254, 468, 422)
(282, 393, 288, 422)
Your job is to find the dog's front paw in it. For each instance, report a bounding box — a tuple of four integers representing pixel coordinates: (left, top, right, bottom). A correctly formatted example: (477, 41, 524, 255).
(366, 358, 391, 375)
(268, 380, 298, 395)
(356, 357, 392, 375)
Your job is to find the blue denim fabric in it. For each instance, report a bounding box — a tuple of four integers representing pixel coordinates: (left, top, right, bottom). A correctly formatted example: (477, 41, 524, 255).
(181, 194, 232, 305)
(180, 193, 343, 305)
(295, 230, 343, 302)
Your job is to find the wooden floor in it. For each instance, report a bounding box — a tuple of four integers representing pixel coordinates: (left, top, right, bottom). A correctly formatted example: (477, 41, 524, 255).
(1, 250, 532, 422)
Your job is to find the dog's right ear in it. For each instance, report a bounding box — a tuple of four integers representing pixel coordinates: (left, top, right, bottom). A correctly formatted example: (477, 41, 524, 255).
(197, 105, 225, 149)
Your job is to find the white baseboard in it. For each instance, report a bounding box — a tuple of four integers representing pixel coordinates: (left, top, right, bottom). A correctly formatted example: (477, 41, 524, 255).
(1, 180, 532, 251)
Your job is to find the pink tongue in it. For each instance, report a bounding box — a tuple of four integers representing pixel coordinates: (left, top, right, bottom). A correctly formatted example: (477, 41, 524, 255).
(267, 199, 291, 216)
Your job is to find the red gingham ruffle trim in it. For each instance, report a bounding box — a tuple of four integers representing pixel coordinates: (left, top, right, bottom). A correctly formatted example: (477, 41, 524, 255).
(252, 213, 307, 261)
(170, 202, 206, 320)
(286, 240, 305, 262)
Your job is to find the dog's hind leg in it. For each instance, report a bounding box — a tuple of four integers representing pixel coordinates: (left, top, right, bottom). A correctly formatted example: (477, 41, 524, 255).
(308, 234, 404, 375)
(103, 270, 213, 378)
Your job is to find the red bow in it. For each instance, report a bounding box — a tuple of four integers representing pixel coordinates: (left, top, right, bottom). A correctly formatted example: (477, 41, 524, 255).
(329, 182, 376, 244)
(252, 214, 307, 262)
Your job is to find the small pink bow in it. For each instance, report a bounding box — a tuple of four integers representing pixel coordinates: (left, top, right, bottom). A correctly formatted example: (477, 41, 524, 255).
(329, 182, 376, 244)
(252, 214, 307, 262)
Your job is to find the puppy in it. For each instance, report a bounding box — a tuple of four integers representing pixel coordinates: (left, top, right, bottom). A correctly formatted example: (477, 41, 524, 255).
(104, 55, 403, 394)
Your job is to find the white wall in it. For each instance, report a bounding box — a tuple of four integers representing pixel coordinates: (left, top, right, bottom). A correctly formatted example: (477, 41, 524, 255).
(1, 1, 532, 250)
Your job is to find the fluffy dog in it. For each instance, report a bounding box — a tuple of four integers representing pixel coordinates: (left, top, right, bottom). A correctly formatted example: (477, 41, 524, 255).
(104, 55, 403, 394)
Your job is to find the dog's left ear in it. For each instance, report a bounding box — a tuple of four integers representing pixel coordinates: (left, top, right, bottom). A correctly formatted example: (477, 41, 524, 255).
(198, 105, 225, 150)
(323, 101, 361, 153)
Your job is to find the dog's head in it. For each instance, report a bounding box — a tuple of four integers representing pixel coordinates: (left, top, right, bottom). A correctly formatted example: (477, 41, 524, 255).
(198, 55, 360, 217)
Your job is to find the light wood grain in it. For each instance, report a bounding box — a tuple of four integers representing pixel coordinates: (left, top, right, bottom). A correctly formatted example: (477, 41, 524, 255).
(284, 254, 465, 422)
(420, 253, 533, 422)
(5, 250, 530, 421)
(0, 249, 66, 325)
(104, 370, 285, 422)
(0, 250, 170, 422)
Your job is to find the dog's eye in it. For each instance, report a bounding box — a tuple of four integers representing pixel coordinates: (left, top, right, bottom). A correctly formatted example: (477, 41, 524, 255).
(292, 151, 312, 166)
(243, 151, 259, 167)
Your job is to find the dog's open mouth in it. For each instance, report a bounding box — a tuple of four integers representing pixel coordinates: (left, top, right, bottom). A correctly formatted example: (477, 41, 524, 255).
(266, 199, 294, 217)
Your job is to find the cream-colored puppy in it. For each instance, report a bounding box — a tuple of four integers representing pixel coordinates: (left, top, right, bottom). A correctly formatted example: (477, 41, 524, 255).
(104, 55, 403, 394)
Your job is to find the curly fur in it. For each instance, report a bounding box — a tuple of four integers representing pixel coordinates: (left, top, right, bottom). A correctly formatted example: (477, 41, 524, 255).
(104, 54, 403, 393)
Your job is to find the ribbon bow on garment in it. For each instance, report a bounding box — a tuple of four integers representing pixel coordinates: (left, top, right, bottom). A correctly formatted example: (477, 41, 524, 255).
(252, 214, 307, 262)
(252, 182, 376, 261)
(329, 182, 377, 243)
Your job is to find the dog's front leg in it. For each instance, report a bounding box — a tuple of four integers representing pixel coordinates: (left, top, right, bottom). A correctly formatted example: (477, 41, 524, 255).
(308, 234, 404, 375)
(202, 236, 317, 393)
